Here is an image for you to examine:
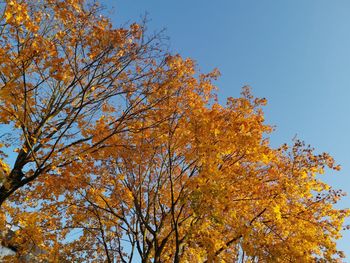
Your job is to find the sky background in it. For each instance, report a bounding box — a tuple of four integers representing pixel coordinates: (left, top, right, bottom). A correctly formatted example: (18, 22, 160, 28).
(102, 0, 350, 259)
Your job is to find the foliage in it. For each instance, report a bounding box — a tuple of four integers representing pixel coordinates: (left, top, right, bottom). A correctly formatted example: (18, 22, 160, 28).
(0, 0, 348, 262)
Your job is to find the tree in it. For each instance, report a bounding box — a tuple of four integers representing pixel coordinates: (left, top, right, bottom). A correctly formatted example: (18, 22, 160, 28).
(0, 1, 348, 262)
(0, 0, 171, 205)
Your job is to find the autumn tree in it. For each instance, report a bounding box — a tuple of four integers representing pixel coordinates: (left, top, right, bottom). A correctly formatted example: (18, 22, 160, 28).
(0, 0, 174, 205)
(0, 0, 181, 258)
(0, 0, 348, 262)
(27, 84, 346, 262)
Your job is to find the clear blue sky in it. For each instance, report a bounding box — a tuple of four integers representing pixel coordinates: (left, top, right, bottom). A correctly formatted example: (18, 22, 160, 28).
(102, 0, 350, 258)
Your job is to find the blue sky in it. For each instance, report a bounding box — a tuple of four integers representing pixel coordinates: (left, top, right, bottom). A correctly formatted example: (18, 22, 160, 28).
(101, 0, 350, 258)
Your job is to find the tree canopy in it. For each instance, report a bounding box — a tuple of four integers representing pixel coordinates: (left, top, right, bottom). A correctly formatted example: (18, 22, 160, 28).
(0, 0, 348, 262)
